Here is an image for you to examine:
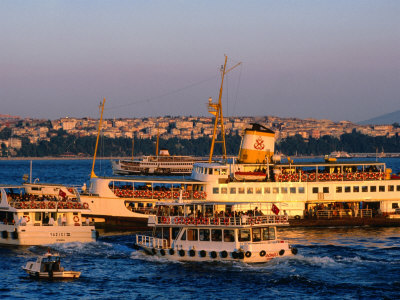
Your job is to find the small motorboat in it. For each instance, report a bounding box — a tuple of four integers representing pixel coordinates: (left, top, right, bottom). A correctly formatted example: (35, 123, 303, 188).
(22, 251, 81, 279)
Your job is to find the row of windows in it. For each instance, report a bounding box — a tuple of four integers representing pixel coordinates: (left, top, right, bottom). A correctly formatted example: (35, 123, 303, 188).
(313, 185, 400, 194)
(212, 185, 400, 195)
(181, 227, 275, 242)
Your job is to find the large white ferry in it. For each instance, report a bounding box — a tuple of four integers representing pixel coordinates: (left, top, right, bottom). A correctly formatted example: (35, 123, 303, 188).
(81, 58, 400, 227)
(0, 184, 97, 245)
(134, 201, 297, 263)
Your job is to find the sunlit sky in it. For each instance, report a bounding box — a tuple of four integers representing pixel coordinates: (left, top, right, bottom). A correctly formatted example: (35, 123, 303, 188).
(1, 1, 399, 122)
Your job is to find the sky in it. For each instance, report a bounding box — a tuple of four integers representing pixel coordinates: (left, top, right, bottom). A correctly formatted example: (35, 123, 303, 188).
(0, 1, 399, 122)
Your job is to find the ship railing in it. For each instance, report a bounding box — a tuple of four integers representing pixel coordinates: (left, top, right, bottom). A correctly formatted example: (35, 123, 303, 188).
(275, 172, 385, 182)
(155, 215, 289, 226)
(316, 209, 372, 219)
(135, 235, 168, 249)
(9, 200, 90, 210)
(112, 189, 207, 200)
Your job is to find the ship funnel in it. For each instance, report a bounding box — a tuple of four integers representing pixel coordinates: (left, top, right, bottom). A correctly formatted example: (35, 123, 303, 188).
(238, 123, 275, 164)
(159, 149, 170, 156)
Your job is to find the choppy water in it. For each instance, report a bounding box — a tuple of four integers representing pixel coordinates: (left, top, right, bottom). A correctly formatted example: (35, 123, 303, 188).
(1, 158, 400, 299)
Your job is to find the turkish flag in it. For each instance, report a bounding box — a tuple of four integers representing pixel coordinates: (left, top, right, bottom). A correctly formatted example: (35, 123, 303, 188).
(271, 204, 280, 215)
(59, 189, 66, 198)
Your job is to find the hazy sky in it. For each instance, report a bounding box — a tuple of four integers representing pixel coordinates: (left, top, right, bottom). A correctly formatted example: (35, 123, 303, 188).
(1, 1, 399, 122)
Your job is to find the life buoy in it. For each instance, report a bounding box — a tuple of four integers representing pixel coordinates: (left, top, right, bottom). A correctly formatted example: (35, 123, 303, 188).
(30, 202, 36, 209)
(324, 173, 330, 180)
(259, 250, 266, 257)
(330, 173, 337, 180)
(318, 174, 324, 181)
(73, 216, 79, 223)
(40, 202, 46, 209)
(347, 173, 354, 180)
(301, 174, 307, 181)
(83, 202, 89, 209)
(308, 173, 316, 181)
(48, 202, 55, 209)
(194, 192, 200, 199)
(25, 216, 30, 223)
(337, 173, 344, 180)
(255, 217, 261, 224)
(162, 216, 167, 224)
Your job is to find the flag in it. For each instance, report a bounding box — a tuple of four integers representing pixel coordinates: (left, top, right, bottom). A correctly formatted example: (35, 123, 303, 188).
(59, 189, 66, 198)
(271, 204, 280, 215)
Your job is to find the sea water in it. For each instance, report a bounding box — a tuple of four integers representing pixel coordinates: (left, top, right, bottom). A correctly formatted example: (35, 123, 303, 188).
(1, 158, 400, 299)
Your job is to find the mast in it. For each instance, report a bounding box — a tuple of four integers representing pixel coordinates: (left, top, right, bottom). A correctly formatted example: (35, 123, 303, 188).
(208, 55, 241, 163)
(90, 98, 106, 178)
(131, 137, 134, 160)
(156, 124, 160, 157)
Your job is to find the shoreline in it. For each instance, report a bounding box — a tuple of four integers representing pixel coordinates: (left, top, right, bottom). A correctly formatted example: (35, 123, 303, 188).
(0, 157, 130, 161)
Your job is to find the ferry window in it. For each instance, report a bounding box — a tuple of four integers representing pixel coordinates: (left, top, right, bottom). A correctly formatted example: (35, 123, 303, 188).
(35, 212, 42, 221)
(252, 228, 261, 242)
(238, 187, 245, 194)
(181, 230, 186, 241)
(393, 203, 399, 209)
(172, 228, 180, 240)
(255, 188, 262, 194)
(336, 186, 342, 193)
(199, 229, 210, 241)
(214, 169, 220, 175)
(230, 187, 236, 194)
(272, 187, 279, 194)
(221, 169, 227, 175)
(32, 187, 41, 191)
(262, 227, 275, 240)
(213, 187, 219, 194)
(370, 186, 377, 192)
(221, 187, 227, 194)
(247, 187, 253, 194)
(238, 229, 251, 242)
(223, 230, 235, 242)
(264, 187, 271, 194)
(345, 186, 351, 193)
(281, 187, 288, 194)
(379, 186, 385, 192)
(146, 203, 153, 208)
(353, 186, 359, 192)
(187, 229, 198, 241)
(290, 187, 296, 194)
(312, 187, 318, 194)
(388, 185, 394, 192)
(208, 168, 212, 175)
(397, 185, 400, 191)
(323, 187, 329, 193)
(211, 229, 222, 241)
(298, 187, 305, 193)
(362, 186, 368, 192)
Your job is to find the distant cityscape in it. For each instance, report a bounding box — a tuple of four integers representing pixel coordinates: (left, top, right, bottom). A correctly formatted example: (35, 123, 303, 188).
(0, 114, 399, 156)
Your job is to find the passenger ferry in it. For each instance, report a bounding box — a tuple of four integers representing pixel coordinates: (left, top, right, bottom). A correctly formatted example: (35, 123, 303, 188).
(0, 184, 97, 246)
(81, 58, 400, 227)
(111, 149, 205, 176)
(134, 201, 297, 263)
(81, 122, 400, 227)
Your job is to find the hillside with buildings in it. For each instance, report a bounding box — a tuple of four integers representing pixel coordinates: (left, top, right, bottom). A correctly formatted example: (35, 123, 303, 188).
(0, 114, 399, 157)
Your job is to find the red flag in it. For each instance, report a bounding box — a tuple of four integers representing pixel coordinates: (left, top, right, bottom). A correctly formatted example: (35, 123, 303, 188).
(271, 204, 280, 215)
(59, 189, 66, 198)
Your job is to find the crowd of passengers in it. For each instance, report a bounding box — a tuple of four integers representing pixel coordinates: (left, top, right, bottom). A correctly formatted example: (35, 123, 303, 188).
(305, 202, 382, 218)
(110, 184, 185, 192)
(157, 206, 267, 218)
(7, 192, 76, 202)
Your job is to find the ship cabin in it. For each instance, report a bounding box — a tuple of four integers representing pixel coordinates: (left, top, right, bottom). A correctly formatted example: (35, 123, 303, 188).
(0, 185, 91, 228)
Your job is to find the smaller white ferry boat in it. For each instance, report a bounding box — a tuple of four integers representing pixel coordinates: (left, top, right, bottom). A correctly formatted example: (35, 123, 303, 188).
(0, 184, 97, 246)
(134, 201, 298, 263)
(22, 251, 81, 279)
(112, 149, 205, 176)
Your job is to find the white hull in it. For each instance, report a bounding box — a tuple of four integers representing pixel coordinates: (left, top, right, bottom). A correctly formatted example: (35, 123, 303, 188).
(23, 269, 81, 279)
(137, 244, 294, 263)
(0, 224, 96, 246)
